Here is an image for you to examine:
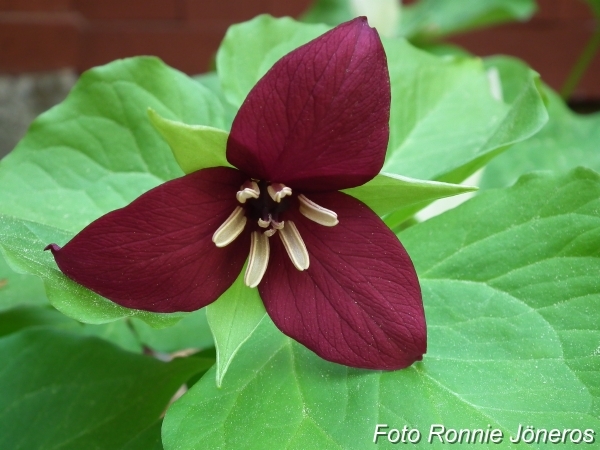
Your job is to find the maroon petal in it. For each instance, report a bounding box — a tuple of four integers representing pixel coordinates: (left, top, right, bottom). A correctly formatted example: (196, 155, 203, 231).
(259, 192, 425, 369)
(227, 17, 390, 192)
(46, 167, 250, 312)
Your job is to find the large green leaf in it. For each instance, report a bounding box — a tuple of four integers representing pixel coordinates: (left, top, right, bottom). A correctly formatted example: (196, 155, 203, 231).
(163, 168, 600, 449)
(80, 320, 143, 353)
(0, 328, 205, 450)
(343, 172, 476, 217)
(121, 421, 163, 450)
(0, 305, 78, 338)
(194, 72, 237, 130)
(0, 302, 143, 352)
(206, 267, 266, 387)
(0, 252, 46, 311)
(481, 84, 600, 189)
(130, 309, 214, 354)
(0, 56, 225, 325)
(400, 0, 536, 41)
(382, 46, 547, 183)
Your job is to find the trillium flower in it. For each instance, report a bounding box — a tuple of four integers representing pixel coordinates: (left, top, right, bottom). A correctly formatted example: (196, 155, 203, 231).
(46, 17, 426, 370)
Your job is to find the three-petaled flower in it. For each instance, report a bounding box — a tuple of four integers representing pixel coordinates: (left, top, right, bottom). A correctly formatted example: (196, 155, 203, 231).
(46, 17, 426, 370)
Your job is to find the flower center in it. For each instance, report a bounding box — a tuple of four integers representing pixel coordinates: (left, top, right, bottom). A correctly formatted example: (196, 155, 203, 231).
(241, 180, 291, 237)
(212, 179, 338, 287)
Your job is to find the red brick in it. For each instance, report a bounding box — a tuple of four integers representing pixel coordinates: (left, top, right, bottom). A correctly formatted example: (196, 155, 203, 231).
(268, 0, 312, 18)
(0, 0, 71, 12)
(449, 22, 600, 98)
(185, 0, 270, 23)
(534, 0, 563, 21)
(0, 12, 82, 71)
(74, 0, 182, 20)
(561, 0, 594, 19)
(578, 55, 600, 99)
(79, 22, 226, 74)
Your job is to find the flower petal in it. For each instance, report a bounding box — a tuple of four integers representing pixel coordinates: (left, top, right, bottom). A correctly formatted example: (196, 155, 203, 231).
(227, 17, 390, 192)
(259, 192, 425, 369)
(46, 167, 249, 313)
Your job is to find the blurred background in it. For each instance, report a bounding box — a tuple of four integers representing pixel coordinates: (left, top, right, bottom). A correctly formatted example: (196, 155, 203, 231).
(1, 0, 599, 159)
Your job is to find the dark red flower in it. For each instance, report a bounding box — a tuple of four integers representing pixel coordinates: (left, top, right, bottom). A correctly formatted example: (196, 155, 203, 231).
(46, 18, 426, 370)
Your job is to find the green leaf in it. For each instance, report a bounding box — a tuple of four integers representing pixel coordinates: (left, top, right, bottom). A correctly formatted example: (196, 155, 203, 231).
(148, 108, 231, 174)
(163, 168, 600, 449)
(382, 43, 548, 183)
(481, 83, 600, 189)
(0, 305, 78, 338)
(121, 421, 163, 450)
(194, 72, 237, 129)
(343, 172, 476, 217)
(0, 252, 47, 311)
(0, 213, 184, 326)
(0, 303, 143, 353)
(131, 309, 214, 354)
(0, 328, 205, 450)
(80, 320, 143, 353)
(400, 0, 537, 41)
(206, 267, 266, 387)
(217, 15, 329, 108)
(0, 56, 224, 325)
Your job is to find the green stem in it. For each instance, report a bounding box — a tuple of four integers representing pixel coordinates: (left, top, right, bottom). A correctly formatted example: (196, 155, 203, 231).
(560, 23, 600, 100)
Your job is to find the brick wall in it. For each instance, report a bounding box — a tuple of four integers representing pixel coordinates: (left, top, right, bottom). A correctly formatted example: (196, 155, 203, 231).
(0, 0, 313, 74)
(449, 0, 600, 100)
(0, 0, 598, 99)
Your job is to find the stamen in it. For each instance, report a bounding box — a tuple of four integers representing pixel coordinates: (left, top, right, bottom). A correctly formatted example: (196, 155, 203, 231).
(267, 183, 292, 203)
(298, 194, 339, 227)
(212, 206, 247, 247)
(258, 217, 270, 228)
(264, 229, 277, 237)
(236, 181, 260, 204)
(245, 231, 270, 287)
(272, 220, 284, 230)
(278, 220, 309, 271)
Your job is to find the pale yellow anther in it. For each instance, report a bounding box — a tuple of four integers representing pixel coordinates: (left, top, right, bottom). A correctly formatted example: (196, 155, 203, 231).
(267, 183, 292, 203)
(298, 194, 339, 227)
(272, 220, 284, 230)
(258, 217, 271, 228)
(212, 206, 247, 248)
(278, 220, 309, 271)
(264, 228, 277, 237)
(244, 231, 270, 288)
(236, 181, 260, 204)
